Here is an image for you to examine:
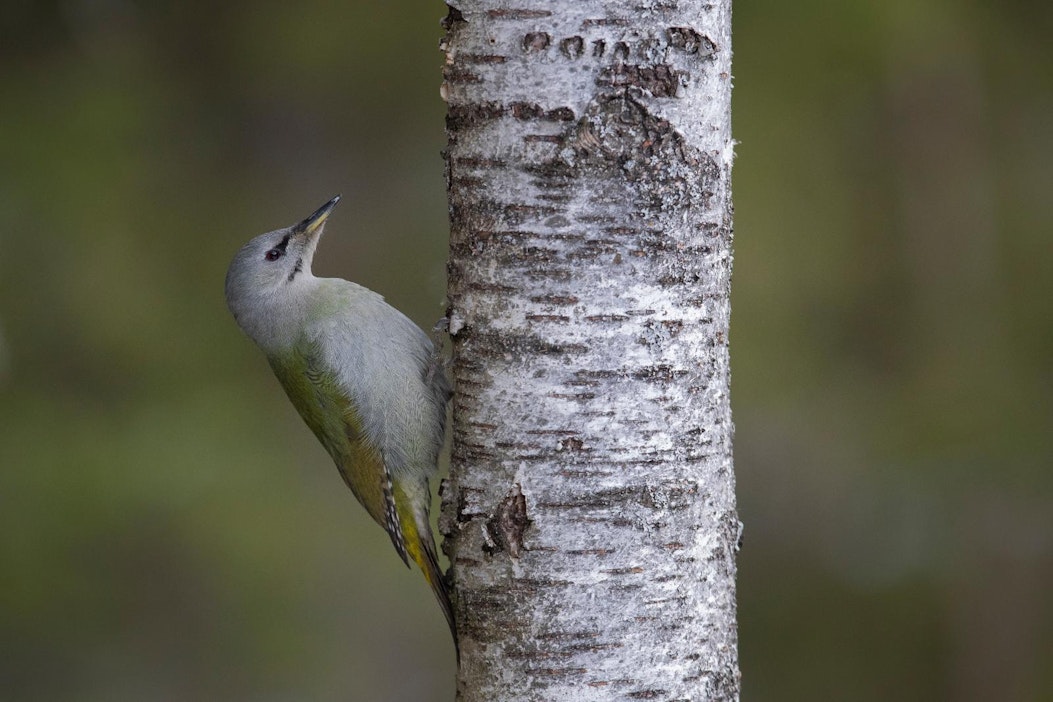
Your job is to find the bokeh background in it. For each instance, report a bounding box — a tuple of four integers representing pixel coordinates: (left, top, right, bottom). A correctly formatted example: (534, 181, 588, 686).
(1, 1, 1049, 700)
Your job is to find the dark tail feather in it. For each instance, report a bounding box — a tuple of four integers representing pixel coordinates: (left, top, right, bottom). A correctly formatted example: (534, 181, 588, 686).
(392, 481, 459, 662)
(418, 534, 459, 662)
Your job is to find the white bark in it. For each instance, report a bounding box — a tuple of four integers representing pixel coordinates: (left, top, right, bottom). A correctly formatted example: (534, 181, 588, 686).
(440, 2, 738, 700)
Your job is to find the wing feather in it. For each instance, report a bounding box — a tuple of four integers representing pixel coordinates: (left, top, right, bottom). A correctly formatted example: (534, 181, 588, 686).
(268, 340, 409, 563)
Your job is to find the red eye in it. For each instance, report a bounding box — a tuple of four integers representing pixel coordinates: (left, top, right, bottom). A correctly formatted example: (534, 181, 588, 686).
(265, 249, 282, 261)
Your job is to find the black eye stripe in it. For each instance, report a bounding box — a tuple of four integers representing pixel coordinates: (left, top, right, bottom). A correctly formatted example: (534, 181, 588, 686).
(263, 234, 292, 262)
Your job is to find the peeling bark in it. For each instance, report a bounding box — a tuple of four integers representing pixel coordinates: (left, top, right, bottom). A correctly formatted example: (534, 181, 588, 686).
(440, 2, 738, 700)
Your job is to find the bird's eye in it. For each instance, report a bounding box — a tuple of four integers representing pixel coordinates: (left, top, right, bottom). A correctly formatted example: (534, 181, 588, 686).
(265, 248, 282, 261)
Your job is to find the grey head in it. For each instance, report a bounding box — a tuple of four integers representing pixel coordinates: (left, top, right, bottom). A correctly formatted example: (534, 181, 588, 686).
(225, 196, 341, 343)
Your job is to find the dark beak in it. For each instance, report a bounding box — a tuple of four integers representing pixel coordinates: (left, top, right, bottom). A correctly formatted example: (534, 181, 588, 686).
(294, 195, 341, 236)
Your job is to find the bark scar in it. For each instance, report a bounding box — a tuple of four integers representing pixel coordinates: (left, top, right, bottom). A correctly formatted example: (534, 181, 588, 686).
(484, 483, 530, 558)
(442, 3, 465, 28)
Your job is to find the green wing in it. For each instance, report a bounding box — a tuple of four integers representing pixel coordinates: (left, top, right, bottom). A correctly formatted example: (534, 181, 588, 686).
(267, 341, 408, 564)
(269, 337, 457, 651)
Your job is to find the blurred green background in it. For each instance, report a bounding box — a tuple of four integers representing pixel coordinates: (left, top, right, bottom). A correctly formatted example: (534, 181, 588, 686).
(1, 1, 1049, 700)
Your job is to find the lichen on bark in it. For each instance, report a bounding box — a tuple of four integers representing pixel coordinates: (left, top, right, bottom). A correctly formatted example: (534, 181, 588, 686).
(440, 2, 738, 700)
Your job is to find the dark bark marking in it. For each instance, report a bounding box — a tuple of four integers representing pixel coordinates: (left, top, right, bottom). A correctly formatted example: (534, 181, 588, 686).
(575, 214, 618, 224)
(451, 175, 485, 188)
(566, 548, 614, 556)
(511, 102, 544, 120)
(597, 63, 682, 98)
(461, 53, 508, 64)
(537, 630, 602, 641)
(556, 436, 586, 452)
(523, 32, 551, 52)
(563, 642, 623, 653)
(542, 232, 586, 243)
(530, 294, 579, 305)
(484, 484, 530, 558)
(547, 106, 576, 121)
(560, 36, 585, 59)
(524, 158, 576, 181)
(639, 319, 685, 347)
(443, 66, 482, 84)
(604, 225, 640, 236)
(488, 8, 552, 19)
(631, 364, 690, 381)
(524, 267, 573, 282)
(447, 102, 505, 130)
(484, 103, 577, 122)
(526, 314, 570, 323)
(465, 281, 516, 293)
(707, 670, 742, 701)
(558, 468, 614, 479)
(441, 3, 465, 29)
(547, 392, 596, 401)
(451, 443, 496, 462)
(455, 486, 485, 524)
(666, 27, 718, 58)
(503, 648, 564, 661)
(500, 202, 562, 221)
(523, 134, 562, 143)
(583, 17, 630, 28)
(551, 91, 720, 212)
(454, 156, 507, 169)
(573, 368, 622, 379)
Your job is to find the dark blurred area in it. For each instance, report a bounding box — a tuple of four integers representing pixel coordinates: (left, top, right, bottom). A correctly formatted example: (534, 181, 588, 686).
(0, 1, 1049, 700)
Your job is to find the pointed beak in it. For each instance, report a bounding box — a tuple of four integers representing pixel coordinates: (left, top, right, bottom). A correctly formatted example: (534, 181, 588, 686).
(294, 195, 341, 237)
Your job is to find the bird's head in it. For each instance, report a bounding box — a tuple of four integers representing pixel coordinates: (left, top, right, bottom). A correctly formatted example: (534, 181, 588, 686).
(225, 196, 340, 334)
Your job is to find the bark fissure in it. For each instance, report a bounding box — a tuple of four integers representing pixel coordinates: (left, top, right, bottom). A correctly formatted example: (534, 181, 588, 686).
(442, 2, 737, 700)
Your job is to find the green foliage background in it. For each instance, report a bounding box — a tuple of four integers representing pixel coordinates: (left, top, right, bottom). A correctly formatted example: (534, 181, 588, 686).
(1, 1, 1049, 700)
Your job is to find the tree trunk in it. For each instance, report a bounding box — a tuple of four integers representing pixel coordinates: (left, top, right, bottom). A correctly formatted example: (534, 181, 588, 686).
(440, 2, 738, 700)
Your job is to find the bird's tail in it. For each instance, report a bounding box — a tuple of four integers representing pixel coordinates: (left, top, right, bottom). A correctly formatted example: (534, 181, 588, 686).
(394, 482, 458, 660)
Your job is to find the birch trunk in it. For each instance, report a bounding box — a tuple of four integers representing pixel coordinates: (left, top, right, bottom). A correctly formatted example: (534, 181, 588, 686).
(440, 2, 738, 700)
